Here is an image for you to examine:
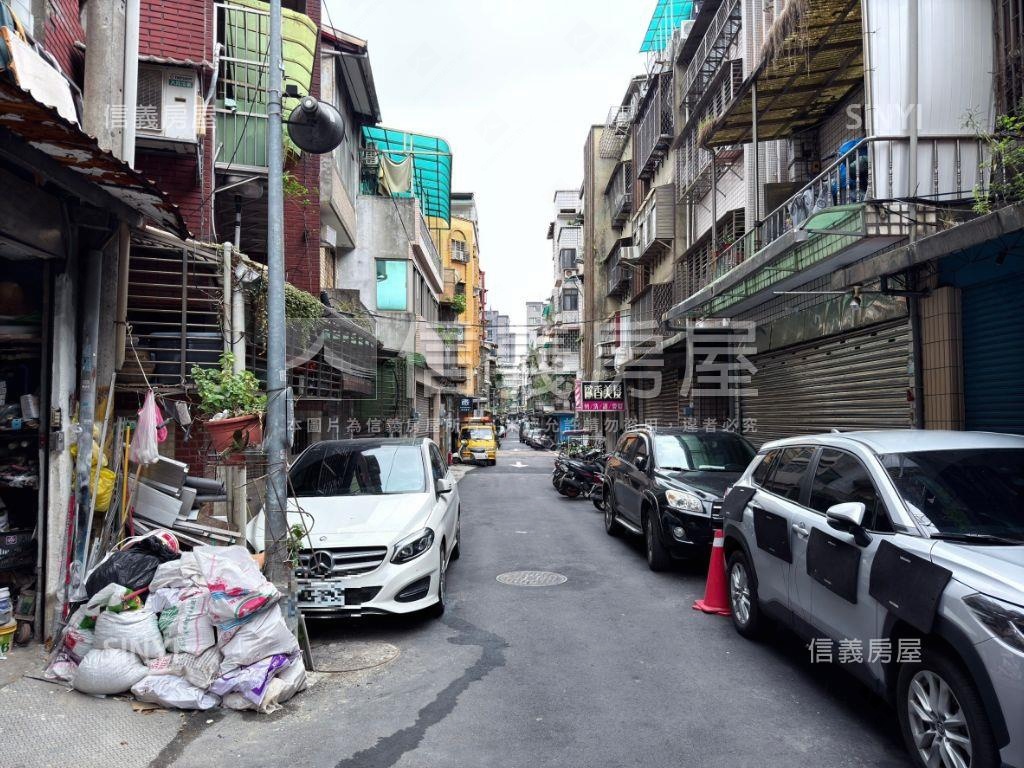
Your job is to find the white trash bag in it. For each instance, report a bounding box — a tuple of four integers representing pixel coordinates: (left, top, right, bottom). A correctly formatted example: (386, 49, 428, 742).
(73, 648, 148, 695)
(131, 675, 220, 710)
(157, 588, 215, 655)
(147, 646, 223, 690)
(94, 609, 164, 660)
(218, 604, 298, 673)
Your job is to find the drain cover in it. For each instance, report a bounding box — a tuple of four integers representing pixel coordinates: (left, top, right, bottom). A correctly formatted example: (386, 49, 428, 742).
(496, 570, 567, 587)
(312, 640, 400, 673)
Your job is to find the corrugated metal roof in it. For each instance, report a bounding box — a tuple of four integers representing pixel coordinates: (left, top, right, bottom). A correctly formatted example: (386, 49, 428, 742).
(0, 77, 188, 237)
(703, 0, 863, 148)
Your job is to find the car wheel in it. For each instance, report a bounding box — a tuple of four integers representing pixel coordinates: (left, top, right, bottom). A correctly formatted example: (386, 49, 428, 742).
(451, 516, 461, 561)
(644, 507, 672, 572)
(603, 487, 618, 536)
(726, 550, 762, 639)
(428, 547, 447, 619)
(897, 644, 999, 768)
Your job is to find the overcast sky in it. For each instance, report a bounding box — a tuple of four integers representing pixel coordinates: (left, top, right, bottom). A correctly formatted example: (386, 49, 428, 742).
(324, 0, 653, 331)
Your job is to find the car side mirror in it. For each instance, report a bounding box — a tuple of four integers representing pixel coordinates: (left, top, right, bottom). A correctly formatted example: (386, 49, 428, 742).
(436, 477, 454, 495)
(826, 502, 870, 545)
(634, 455, 648, 472)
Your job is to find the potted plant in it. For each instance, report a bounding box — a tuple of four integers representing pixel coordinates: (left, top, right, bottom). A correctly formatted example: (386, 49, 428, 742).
(191, 352, 267, 460)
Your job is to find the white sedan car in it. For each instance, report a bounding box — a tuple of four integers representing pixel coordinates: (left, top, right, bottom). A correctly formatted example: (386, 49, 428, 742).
(250, 437, 460, 618)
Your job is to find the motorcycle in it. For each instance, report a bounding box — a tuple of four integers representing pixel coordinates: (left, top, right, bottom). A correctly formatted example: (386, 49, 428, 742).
(552, 449, 607, 508)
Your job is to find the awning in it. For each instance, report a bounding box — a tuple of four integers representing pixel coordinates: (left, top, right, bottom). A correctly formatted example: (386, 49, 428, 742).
(640, 0, 695, 53)
(703, 0, 863, 148)
(363, 126, 452, 224)
(0, 78, 188, 236)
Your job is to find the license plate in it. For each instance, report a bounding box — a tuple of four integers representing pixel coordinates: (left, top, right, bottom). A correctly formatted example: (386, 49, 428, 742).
(473, 451, 487, 460)
(299, 581, 345, 606)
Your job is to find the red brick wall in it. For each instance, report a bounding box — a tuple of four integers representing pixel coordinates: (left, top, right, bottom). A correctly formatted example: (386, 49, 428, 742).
(136, 147, 209, 238)
(139, 0, 210, 62)
(42, 0, 85, 83)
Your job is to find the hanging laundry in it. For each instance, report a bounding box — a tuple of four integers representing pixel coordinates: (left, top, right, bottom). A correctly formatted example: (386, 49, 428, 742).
(378, 154, 413, 196)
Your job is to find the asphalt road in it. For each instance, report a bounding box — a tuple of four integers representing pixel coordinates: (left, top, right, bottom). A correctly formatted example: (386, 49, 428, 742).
(161, 437, 914, 768)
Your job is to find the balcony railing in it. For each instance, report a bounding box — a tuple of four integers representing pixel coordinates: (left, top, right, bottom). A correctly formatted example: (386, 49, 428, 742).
(685, 135, 986, 297)
(606, 160, 633, 228)
(214, 1, 270, 170)
(636, 73, 673, 179)
(630, 282, 673, 345)
(606, 250, 632, 298)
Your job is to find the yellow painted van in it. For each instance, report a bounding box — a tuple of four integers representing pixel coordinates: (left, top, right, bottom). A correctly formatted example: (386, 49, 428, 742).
(458, 424, 497, 466)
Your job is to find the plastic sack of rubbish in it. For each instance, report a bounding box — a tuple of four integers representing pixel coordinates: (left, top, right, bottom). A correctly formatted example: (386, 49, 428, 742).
(157, 588, 215, 655)
(217, 604, 298, 672)
(219, 656, 308, 714)
(73, 648, 148, 695)
(147, 646, 223, 690)
(149, 552, 202, 592)
(85, 549, 162, 598)
(130, 390, 162, 465)
(44, 583, 133, 682)
(210, 653, 291, 706)
(131, 675, 220, 710)
(94, 609, 165, 660)
(193, 546, 280, 630)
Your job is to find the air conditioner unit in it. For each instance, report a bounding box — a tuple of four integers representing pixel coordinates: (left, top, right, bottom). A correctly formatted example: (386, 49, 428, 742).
(620, 246, 641, 261)
(361, 147, 380, 169)
(680, 20, 696, 39)
(135, 65, 199, 149)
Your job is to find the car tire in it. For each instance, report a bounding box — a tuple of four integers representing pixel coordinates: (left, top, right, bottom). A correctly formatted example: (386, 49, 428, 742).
(644, 507, 672, 572)
(427, 547, 447, 619)
(897, 643, 999, 768)
(726, 550, 763, 639)
(603, 486, 619, 536)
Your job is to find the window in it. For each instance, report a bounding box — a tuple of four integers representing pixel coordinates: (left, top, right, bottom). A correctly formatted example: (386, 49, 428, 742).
(752, 450, 780, 486)
(289, 444, 426, 496)
(654, 433, 755, 472)
(632, 437, 649, 467)
(9, 0, 33, 32)
(559, 248, 577, 270)
(376, 259, 408, 311)
(561, 290, 579, 312)
(429, 445, 447, 481)
(809, 449, 891, 531)
(763, 446, 815, 502)
(881, 449, 1024, 538)
(451, 239, 469, 262)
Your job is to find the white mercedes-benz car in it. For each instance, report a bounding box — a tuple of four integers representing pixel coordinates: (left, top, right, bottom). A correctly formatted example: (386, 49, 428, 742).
(249, 437, 461, 618)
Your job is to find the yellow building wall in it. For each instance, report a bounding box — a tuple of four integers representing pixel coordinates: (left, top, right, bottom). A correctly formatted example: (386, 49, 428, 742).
(431, 215, 482, 397)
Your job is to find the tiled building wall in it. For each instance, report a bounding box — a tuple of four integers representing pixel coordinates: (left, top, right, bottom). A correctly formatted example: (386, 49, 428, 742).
(920, 286, 965, 430)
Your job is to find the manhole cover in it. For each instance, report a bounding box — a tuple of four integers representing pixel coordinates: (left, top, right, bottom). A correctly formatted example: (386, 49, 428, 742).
(496, 570, 567, 587)
(312, 640, 400, 673)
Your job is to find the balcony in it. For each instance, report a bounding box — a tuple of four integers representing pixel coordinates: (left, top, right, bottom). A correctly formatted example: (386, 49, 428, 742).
(629, 282, 673, 350)
(441, 268, 465, 306)
(606, 249, 632, 298)
(606, 160, 634, 229)
(667, 136, 983, 321)
(631, 185, 675, 263)
(636, 72, 673, 179)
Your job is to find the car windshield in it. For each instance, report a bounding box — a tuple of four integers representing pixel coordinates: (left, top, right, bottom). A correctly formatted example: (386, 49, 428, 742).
(880, 449, 1024, 538)
(289, 444, 426, 497)
(654, 433, 755, 472)
(462, 428, 493, 441)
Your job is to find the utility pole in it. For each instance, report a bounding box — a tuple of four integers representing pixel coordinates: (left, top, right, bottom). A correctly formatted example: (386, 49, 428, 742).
(263, 0, 295, 632)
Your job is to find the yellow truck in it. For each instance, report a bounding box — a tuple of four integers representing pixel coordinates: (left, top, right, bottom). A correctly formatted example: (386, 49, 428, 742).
(457, 419, 498, 466)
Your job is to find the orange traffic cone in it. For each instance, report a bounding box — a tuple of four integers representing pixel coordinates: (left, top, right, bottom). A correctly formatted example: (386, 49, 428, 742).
(693, 529, 731, 616)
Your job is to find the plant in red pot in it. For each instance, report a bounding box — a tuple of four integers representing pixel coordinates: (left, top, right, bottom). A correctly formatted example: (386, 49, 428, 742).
(191, 353, 267, 462)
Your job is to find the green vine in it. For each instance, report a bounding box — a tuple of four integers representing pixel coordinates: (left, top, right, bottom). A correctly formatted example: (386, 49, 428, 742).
(249, 277, 325, 345)
(450, 293, 467, 315)
(970, 99, 1024, 214)
(190, 352, 267, 417)
(283, 170, 312, 207)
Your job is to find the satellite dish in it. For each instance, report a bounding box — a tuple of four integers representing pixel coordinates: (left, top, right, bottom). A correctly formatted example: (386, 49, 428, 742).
(287, 96, 344, 154)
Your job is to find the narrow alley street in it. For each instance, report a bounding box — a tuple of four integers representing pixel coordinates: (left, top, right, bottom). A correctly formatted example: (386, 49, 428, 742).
(150, 436, 913, 768)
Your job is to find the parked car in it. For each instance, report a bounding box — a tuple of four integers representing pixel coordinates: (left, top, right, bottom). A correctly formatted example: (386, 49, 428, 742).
(602, 425, 755, 570)
(722, 430, 1024, 768)
(248, 438, 460, 618)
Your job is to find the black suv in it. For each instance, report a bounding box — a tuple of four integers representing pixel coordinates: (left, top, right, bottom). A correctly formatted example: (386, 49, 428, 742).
(602, 425, 755, 570)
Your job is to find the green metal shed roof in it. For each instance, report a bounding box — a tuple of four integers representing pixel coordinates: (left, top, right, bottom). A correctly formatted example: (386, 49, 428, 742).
(362, 126, 452, 223)
(640, 0, 695, 52)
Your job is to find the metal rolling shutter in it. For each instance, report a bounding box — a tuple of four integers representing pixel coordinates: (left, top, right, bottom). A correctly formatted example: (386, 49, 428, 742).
(743, 321, 912, 445)
(962, 275, 1024, 433)
(415, 384, 430, 437)
(643, 367, 681, 426)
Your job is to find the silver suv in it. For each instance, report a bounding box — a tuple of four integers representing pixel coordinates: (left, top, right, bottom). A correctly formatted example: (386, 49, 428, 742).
(723, 431, 1024, 768)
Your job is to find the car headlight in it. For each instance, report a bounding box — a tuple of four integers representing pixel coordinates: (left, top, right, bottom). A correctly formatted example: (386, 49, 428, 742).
(964, 593, 1024, 652)
(391, 528, 435, 564)
(665, 490, 705, 515)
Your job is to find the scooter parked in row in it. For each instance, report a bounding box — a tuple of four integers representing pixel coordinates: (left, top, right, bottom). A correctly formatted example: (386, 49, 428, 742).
(552, 449, 608, 509)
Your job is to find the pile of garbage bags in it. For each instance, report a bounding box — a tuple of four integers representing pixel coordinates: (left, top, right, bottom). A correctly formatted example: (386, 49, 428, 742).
(46, 535, 306, 714)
